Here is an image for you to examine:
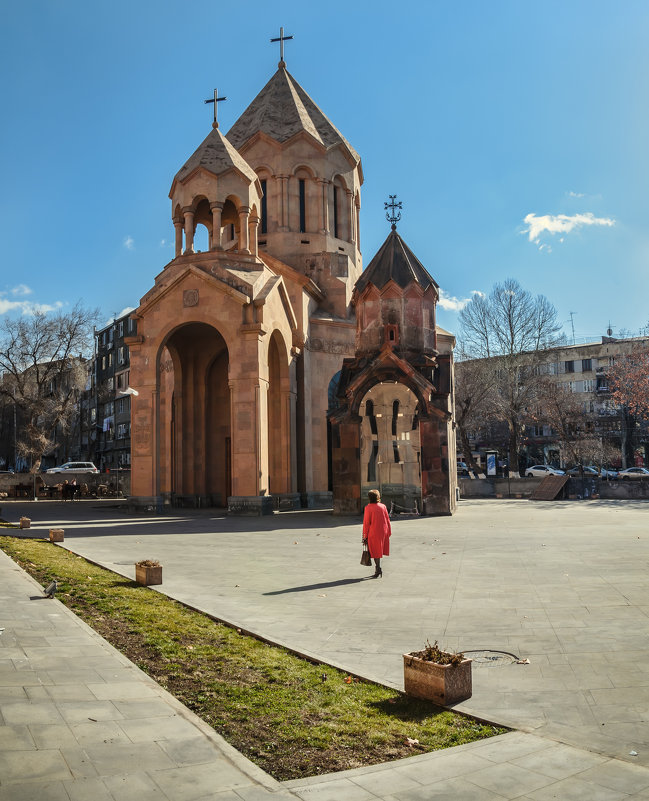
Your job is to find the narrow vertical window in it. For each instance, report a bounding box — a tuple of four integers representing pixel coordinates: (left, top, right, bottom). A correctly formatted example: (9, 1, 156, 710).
(260, 179, 267, 235)
(333, 185, 339, 238)
(299, 179, 306, 233)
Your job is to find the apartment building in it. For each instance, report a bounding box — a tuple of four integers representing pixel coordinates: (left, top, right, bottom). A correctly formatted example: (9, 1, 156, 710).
(462, 335, 649, 470)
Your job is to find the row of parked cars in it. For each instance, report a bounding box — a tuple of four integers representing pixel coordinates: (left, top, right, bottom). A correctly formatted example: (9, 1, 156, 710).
(525, 464, 649, 480)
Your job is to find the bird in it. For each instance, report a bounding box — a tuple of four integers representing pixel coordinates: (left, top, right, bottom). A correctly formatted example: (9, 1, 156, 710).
(43, 580, 57, 598)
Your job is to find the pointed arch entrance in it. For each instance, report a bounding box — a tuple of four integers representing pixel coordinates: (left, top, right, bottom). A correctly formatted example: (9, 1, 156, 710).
(267, 330, 292, 495)
(158, 322, 230, 506)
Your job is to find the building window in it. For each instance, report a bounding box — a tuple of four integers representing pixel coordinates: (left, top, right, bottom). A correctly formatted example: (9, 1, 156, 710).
(564, 361, 574, 373)
(299, 179, 306, 233)
(108, 352, 113, 368)
(118, 321, 124, 337)
(101, 356, 106, 370)
(90, 408, 96, 423)
(260, 179, 267, 234)
(582, 359, 592, 372)
(118, 347, 125, 364)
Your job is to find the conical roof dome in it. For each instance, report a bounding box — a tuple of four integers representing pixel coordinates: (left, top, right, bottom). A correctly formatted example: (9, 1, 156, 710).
(173, 125, 259, 186)
(227, 66, 360, 162)
(354, 228, 439, 295)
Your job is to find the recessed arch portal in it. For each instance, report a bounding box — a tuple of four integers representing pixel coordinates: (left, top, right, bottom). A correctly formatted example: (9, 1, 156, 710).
(157, 322, 230, 506)
(359, 382, 421, 512)
(267, 330, 292, 495)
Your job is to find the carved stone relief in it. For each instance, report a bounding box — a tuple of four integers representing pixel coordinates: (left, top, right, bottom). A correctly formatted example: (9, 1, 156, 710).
(183, 289, 199, 307)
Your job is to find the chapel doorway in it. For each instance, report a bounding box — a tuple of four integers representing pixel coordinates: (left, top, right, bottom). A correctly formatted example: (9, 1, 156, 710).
(267, 331, 291, 495)
(158, 323, 230, 506)
(359, 382, 422, 513)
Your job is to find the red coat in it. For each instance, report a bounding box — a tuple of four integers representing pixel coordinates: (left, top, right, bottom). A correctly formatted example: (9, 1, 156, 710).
(362, 502, 391, 558)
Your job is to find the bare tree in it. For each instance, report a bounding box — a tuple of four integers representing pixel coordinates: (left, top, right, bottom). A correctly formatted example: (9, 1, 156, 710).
(529, 378, 602, 467)
(607, 347, 649, 467)
(455, 352, 497, 475)
(458, 279, 562, 475)
(0, 304, 97, 472)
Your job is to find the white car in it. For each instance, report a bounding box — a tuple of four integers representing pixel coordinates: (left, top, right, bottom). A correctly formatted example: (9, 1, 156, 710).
(525, 465, 565, 478)
(617, 467, 649, 480)
(46, 461, 99, 475)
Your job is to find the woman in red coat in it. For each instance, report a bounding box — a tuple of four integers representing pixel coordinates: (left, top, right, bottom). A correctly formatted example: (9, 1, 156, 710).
(362, 489, 391, 578)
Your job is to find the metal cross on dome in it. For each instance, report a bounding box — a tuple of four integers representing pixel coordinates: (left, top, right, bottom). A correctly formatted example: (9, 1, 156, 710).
(385, 195, 403, 228)
(204, 88, 227, 128)
(271, 26, 293, 65)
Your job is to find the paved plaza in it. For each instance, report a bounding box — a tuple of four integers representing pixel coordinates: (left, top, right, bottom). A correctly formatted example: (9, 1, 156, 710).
(4, 498, 649, 799)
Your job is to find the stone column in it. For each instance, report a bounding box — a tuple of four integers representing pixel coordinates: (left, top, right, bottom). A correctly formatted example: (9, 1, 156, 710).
(183, 207, 195, 254)
(174, 220, 183, 257)
(238, 206, 251, 254)
(249, 213, 259, 257)
(210, 201, 224, 250)
(347, 189, 355, 245)
(318, 179, 330, 234)
(277, 175, 289, 231)
(355, 195, 361, 250)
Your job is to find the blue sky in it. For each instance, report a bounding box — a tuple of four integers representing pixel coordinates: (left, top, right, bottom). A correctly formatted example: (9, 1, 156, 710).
(2, 0, 648, 341)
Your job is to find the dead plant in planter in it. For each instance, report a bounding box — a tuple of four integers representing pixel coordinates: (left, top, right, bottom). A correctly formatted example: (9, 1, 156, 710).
(411, 639, 465, 666)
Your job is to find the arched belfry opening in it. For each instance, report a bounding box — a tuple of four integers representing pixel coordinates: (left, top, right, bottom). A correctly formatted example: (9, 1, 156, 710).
(158, 323, 230, 506)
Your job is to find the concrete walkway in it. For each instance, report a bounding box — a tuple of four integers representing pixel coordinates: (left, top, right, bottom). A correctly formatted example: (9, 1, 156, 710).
(4, 498, 649, 799)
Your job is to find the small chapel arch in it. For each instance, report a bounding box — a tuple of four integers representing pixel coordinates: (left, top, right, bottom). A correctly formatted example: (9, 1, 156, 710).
(359, 382, 422, 513)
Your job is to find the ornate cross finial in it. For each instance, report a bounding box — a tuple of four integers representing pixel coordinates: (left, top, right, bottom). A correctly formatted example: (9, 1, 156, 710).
(271, 26, 293, 67)
(204, 88, 227, 129)
(385, 195, 403, 229)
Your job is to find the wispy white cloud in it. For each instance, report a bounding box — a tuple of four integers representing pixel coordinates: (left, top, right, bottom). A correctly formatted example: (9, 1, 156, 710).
(567, 190, 585, 198)
(123, 235, 135, 250)
(10, 284, 33, 297)
(0, 297, 63, 315)
(523, 212, 615, 249)
(438, 289, 484, 312)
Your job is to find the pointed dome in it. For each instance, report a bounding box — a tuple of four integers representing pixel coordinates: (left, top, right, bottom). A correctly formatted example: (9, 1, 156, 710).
(173, 126, 259, 186)
(226, 66, 360, 162)
(354, 227, 439, 295)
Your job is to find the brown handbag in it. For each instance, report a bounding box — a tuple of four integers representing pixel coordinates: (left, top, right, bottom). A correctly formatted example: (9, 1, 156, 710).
(360, 539, 372, 566)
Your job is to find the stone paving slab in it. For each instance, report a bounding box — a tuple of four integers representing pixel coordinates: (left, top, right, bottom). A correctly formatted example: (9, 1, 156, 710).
(5, 499, 649, 798)
(0, 546, 288, 800)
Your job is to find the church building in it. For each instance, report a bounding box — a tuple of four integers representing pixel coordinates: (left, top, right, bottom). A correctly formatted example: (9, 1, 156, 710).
(127, 44, 456, 515)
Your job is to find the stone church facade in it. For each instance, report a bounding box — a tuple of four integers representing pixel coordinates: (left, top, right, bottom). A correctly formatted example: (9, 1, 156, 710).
(127, 56, 456, 515)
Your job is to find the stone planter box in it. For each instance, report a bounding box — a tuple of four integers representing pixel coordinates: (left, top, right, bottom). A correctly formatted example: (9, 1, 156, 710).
(49, 528, 64, 542)
(403, 653, 472, 706)
(19, 517, 30, 529)
(135, 564, 162, 586)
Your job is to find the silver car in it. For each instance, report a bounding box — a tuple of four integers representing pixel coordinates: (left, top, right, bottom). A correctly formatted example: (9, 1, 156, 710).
(46, 461, 99, 474)
(617, 467, 649, 480)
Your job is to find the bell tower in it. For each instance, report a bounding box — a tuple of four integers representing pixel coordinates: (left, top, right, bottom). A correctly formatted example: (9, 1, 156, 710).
(226, 42, 363, 318)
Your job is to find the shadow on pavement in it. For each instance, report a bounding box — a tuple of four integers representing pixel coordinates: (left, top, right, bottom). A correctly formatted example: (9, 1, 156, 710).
(264, 576, 374, 595)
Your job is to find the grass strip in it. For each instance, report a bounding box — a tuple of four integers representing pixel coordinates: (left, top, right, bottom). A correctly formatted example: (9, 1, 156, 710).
(0, 536, 507, 780)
